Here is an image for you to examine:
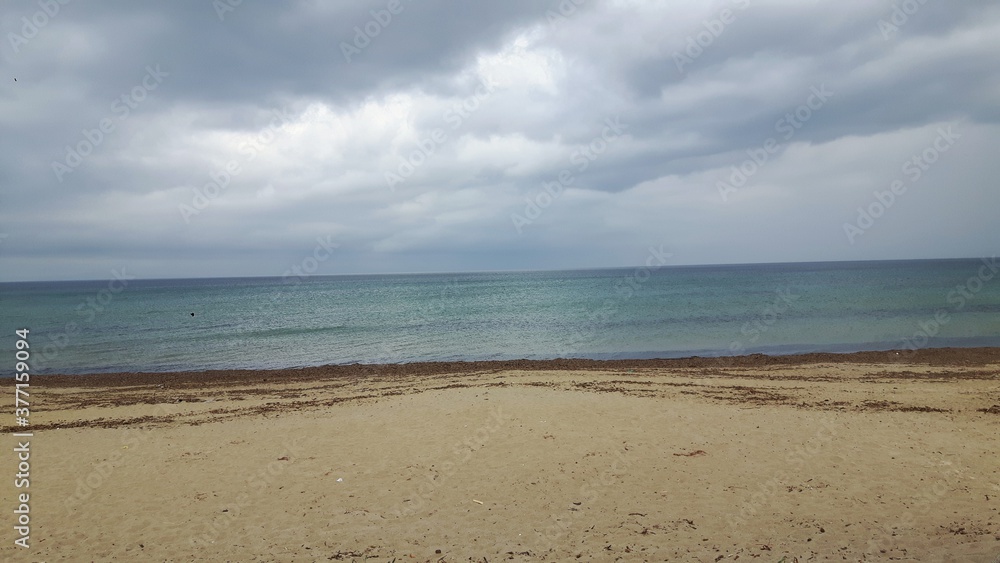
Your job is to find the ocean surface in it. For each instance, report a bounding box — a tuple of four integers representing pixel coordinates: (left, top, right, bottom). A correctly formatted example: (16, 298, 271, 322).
(2, 259, 999, 375)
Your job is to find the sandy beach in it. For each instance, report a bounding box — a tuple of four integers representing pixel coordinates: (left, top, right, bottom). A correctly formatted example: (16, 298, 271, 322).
(3, 349, 999, 562)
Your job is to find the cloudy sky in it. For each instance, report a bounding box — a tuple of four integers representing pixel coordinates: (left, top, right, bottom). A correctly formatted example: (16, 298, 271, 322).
(1, 0, 997, 282)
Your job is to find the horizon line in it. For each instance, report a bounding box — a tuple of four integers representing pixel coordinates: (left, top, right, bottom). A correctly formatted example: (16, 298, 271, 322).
(0, 255, 991, 284)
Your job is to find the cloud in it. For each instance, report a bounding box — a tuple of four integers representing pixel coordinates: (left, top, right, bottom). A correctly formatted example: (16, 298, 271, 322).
(1, 0, 998, 281)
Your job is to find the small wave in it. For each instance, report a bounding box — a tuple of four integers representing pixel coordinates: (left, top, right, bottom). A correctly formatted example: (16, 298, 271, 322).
(237, 325, 352, 339)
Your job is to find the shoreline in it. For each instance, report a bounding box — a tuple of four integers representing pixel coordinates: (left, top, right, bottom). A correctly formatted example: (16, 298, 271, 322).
(33, 346, 1000, 387)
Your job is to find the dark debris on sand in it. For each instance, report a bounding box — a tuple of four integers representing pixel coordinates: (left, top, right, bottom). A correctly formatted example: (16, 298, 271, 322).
(31, 347, 1000, 389)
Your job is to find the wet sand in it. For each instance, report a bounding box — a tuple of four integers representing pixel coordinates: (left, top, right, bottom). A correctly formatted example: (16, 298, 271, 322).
(2, 348, 999, 561)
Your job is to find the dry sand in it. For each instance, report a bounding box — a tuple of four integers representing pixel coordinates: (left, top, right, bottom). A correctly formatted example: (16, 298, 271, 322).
(2, 349, 999, 562)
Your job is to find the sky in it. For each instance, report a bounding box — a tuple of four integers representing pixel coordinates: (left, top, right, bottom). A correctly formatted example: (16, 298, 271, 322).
(1, 0, 998, 282)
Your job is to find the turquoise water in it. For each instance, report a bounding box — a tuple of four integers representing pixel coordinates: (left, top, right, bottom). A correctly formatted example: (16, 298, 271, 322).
(2, 259, 999, 374)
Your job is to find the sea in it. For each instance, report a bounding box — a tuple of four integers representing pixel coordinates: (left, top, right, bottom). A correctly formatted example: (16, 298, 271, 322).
(2, 258, 999, 375)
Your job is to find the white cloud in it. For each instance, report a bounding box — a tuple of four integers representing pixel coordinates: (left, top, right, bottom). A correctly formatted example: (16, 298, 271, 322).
(0, 0, 997, 280)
